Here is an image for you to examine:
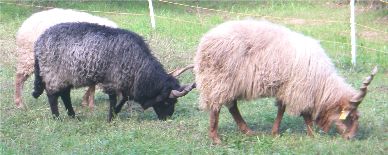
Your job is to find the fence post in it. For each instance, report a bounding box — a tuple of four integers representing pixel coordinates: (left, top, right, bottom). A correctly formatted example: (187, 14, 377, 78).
(148, 0, 156, 29)
(350, 0, 356, 66)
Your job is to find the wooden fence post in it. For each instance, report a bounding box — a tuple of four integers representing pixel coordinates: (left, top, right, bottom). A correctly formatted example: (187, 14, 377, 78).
(148, 0, 156, 29)
(350, 0, 357, 66)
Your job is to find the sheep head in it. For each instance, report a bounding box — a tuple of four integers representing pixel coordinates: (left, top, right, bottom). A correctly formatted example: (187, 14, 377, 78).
(146, 65, 196, 120)
(151, 83, 196, 120)
(334, 66, 377, 139)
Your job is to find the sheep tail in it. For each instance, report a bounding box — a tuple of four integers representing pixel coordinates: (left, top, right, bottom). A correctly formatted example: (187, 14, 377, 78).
(32, 56, 44, 98)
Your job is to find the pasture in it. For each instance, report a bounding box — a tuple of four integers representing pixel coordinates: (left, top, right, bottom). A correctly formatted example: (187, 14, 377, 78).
(0, 1, 387, 154)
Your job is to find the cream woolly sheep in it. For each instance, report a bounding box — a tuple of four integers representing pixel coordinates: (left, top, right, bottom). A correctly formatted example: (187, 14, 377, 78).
(194, 19, 377, 144)
(14, 8, 117, 109)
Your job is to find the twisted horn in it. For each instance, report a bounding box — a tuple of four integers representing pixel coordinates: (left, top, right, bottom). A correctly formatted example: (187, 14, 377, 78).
(169, 83, 196, 98)
(350, 66, 378, 103)
(168, 64, 194, 77)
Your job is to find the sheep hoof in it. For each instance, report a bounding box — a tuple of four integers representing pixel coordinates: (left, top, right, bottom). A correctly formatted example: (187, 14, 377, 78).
(272, 130, 283, 138)
(211, 137, 222, 145)
(81, 101, 87, 107)
(244, 130, 257, 136)
(16, 103, 25, 109)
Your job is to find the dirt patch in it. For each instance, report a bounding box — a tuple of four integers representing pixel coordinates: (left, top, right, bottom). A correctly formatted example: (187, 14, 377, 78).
(374, 85, 388, 93)
(359, 30, 388, 42)
(287, 18, 306, 25)
(374, 15, 388, 25)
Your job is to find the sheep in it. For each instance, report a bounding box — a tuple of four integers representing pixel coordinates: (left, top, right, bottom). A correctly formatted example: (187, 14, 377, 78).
(32, 22, 195, 121)
(194, 19, 377, 144)
(14, 8, 118, 109)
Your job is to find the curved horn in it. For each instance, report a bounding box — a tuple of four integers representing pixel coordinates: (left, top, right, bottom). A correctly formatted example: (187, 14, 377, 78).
(169, 83, 196, 98)
(350, 66, 378, 103)
(168, 64, 194, 77)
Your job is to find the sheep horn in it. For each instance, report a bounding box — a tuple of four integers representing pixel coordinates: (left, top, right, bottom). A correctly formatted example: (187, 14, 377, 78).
(168, 64, 194, 77)
(169, 83, 196, 98)
(350, 66, 378, 104)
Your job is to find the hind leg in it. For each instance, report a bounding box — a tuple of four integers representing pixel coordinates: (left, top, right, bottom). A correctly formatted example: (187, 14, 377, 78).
(228, 100, 255, 135)
(14, 73, 29, 108)
(81, 85, 95, 111)
(15, 48, 34, 108)
(14, 44, 35, 108)
(209, 107, 221, 144)
(60, 87, 75, 118)
(272, 99, 286, 136)
(47, 93, 60, 118)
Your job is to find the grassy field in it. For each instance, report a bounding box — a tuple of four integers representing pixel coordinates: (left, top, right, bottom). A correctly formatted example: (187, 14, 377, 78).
(0, 0, 387, 154)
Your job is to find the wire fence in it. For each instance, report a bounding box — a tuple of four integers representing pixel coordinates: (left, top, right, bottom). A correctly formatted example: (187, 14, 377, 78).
(0, 1, 386, 55)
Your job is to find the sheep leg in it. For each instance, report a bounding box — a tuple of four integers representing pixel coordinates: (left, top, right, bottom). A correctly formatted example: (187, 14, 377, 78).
(47, 93, 60, 118)
(209, 108, 222, 144)
(14, 73, 29, 108)
(114, 95, 129, 114)
(302, 113, 314, 136)
(228, 100, 255, 135)
(81, 85, 95, 111)
(107, 93, 117, 122)
(272, 100, 286, 136)
(60, 88, 75, 118)
(88, 85, 95, 111)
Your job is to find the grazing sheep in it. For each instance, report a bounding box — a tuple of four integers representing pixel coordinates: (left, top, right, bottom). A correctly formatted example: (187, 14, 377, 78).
(14, 8, 118, 109)
(194, 19, 377, 144)
(33, 22, 195, 121)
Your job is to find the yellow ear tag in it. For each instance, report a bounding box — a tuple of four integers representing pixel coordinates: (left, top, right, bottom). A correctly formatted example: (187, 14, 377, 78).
(339, 110, 350, 120)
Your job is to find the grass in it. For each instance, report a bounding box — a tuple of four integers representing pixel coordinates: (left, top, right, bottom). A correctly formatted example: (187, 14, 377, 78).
(0, 0, 387, 154)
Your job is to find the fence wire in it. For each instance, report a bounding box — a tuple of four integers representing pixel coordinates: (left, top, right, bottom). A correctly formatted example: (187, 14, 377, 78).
(0, 1, 386, 55)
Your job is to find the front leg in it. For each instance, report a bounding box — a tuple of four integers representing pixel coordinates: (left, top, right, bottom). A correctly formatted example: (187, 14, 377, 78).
(228, 100, 255, 135)
(115, 91, 132, 114)
(47, 93, 60, 118)
(114, 95, 129, 114)
(301, 112, 314, 137)
(209, 107, 221, 144)
(272, 99, 286, 136)
(107, 93, 117, 122)
(60, 87, 75, 118)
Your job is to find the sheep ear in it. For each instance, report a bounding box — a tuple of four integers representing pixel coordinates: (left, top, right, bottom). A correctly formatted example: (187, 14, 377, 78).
(339, 110, 351, 120)
(169, 83, 196, 98)
(168, 64, 194, 77)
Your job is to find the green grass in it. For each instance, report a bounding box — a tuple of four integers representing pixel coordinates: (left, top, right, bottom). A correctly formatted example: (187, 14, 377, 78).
(1, 1, 387, 154)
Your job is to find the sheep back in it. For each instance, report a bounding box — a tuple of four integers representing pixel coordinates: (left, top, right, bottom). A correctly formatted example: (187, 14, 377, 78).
(16, 8, 117, 75)
(35, 22, 178, 102)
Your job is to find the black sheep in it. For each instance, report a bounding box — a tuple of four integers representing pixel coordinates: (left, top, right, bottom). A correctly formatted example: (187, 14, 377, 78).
(32, 22, 195, 121)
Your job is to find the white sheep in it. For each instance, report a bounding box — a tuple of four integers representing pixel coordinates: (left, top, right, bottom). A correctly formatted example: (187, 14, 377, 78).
(14, 8, 117, 109)
(194, 19, 377, 144)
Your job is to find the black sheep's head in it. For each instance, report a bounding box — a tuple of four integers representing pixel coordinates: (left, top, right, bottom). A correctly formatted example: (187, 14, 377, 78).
(138, 64, 196, 120)
(152, 97, 177, 120)
(140, 78, 196, 120)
